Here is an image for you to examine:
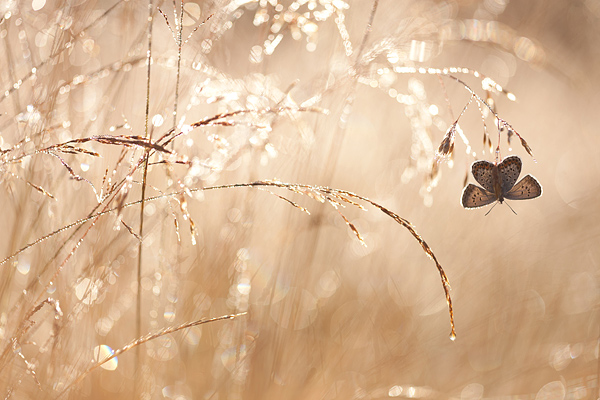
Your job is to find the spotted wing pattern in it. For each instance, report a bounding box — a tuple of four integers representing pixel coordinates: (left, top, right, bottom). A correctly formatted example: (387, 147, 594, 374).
(471, 160, 495, 192)
(497, 156, 522, 194)
(504, 174, 543, 200)
(461, 184, 498, 209)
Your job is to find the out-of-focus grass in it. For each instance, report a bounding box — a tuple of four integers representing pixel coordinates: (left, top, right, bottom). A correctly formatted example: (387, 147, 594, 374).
(0, 0, 599, 399)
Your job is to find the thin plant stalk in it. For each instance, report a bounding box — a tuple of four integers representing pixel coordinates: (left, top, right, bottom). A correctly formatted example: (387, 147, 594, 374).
(135, 0, 154, 395)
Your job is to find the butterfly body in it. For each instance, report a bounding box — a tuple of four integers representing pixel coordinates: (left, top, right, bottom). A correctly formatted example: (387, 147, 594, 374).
(490, 165, 505, 203)
(461, 155, 542, 210)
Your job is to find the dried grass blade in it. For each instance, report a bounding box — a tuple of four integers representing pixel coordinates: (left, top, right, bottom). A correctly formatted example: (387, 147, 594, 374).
(326, 192, 366, 210)
(25, 180, 55, 200)
(201, 181, 455, 337)
(365, 200, 455, 338)
(157, 6, 177, 41)
(520, 136, 535, 158)
(6, 170, 55, 199)
(256, 188, 311, 215)
(184, 13, 214, 44)
(173, 213, 181, 242)
(62, 135, 173, 154)
(54, 145, 100, 157)
(121, 220, 142, 242)
(336, 209, 366, 247)
(189, 217, 197, 245)
(46, 152, 98, 198)
(55, 312, 246, 399)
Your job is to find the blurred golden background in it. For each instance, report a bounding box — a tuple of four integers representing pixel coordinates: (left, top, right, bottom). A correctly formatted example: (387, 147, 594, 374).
(0, 0, 599, 399)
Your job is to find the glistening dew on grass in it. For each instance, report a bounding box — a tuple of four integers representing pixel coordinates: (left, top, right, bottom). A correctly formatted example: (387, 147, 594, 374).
(1, 1, 595, 399)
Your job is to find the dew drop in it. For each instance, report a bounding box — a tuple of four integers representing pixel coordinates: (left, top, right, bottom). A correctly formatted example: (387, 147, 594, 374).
(249, 45, 263, 64)
(16, 261, 30, 275)
(237, 280, 251, 295)
(93, 345, 118, 370)
(151, 114, 164, 127)
(389, 385, 402, 397)
(163, 310, 176, 321)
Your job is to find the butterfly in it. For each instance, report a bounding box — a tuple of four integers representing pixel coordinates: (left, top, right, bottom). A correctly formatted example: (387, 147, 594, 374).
(461, 155, 542, 212)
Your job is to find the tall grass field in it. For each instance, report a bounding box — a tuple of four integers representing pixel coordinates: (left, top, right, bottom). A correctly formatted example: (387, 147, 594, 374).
(1, 1, 599, 399)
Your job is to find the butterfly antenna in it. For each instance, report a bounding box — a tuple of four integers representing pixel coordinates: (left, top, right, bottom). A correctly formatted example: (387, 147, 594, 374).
(484, 201, 499, 216)
(505, 201, 518, 215)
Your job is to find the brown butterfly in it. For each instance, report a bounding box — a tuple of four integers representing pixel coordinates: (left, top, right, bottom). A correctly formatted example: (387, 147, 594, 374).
(462, 155, 542, 212)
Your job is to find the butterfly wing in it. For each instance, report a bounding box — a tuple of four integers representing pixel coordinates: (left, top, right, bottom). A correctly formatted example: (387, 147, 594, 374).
(461, 184, 498, 208)
(504, 174, 542, 200)
(497, 155, 522, 193)
(471, 160, 495, 192)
